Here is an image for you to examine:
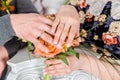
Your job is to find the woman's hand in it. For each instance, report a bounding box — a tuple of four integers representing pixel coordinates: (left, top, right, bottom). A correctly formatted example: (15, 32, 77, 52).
(10, 13, 54, 53)
(51, 5, 80, 48)
(44, 55, 83, 76)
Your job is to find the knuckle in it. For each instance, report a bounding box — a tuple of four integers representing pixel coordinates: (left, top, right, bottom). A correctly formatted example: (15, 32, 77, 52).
(60, 38, 64, 43)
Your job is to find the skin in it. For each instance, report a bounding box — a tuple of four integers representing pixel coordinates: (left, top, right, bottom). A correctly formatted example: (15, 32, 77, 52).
(51, 5, 80, 48)
(10, 13, 53, 53)
(45, 2, 120, 80)
(0, 13, 54, 78)
(0, 46, 8, 78)
(45, 53, 120, 80)
(0, 5, 80, 78)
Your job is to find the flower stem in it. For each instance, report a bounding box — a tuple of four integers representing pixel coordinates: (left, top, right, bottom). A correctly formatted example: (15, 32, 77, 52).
(6, 8, 10, 14)
(44, 74, 50, 80)
(75, 23, 99, 39)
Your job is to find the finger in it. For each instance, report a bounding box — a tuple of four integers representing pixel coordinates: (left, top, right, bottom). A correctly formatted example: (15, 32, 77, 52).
(52, 71, 71, 76)
(53, 64, 68, 69)
(45, 62, 69, 72)
(45, 65, 71, 76)
(40, 32, 54, 45)
(52, 73, 67, 76)
(54, 23, 64, 47)
(45, 65, 56, 73)
(35, 22, 54, 36)
(45, 69, 56, 74)
(34, 51, 41, 57)
(51, 18, 60, 33)
(45, 59, 62, 65)
(45, 68, 67, 75)
(67, 25, 77, 46)
(57, 23, 71, 46)
(47, 70, 71, 76)
(76, 26, 81, 42)
(28, 35, 49, 53)
(32, 29, 44, 38)
(38, 15, 53, 25)
(35, 22, 51, 32)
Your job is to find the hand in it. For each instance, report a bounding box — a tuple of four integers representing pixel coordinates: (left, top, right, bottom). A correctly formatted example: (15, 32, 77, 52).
(10, 13, 54, 52)
(0, 46, 8, 78)
(51, 5, 80, 48)
(44, 55, 82, 76)
(45, 52, 120, 79)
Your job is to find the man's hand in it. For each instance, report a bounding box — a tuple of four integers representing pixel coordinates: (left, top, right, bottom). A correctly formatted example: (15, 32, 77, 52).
(10, 13, 54, 53)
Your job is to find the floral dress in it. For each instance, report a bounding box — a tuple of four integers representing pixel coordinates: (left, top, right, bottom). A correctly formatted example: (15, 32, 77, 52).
(69, 0, 120, 59)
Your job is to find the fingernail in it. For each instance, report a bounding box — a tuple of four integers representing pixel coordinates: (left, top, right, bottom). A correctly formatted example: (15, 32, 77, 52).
(54, 41, 57, 44)
(45, 49, 49, 53)
(43, 69, 46, 72)
(67, 43, 71, 47)
(57, 44, 62, 49)
(43, 47, 49, 53)
(51, 30, 54, 33)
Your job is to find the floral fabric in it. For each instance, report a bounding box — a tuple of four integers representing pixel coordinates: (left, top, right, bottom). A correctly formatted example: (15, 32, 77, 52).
(69, 0, 120, 59)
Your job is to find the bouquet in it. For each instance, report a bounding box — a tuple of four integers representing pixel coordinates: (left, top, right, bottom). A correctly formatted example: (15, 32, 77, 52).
(27, 14, 80, 80)
(3, 0, 120, 79)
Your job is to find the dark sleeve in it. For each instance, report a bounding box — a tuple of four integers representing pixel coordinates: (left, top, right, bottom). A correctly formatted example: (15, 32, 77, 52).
(4, 36, 27, 59)
(1, 0, 38, 57)
(15, 0, 39, 13)
(0, 15, 15, 45)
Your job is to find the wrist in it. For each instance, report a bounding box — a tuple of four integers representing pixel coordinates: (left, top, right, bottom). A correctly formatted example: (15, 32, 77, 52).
(4, 36, 27, 59)
(60, 5, 77, 11)
(9, 14, 17, 35)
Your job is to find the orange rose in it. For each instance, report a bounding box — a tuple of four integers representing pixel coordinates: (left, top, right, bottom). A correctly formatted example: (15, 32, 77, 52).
(34, 38, 62, 58)
(80, 1, 87, 8)
(102, 33, 117, 45)
(34, 15, 79, 58)
(0, 7, 5, 11)
(9, 6, 15, 11)
(34, 37, 79, 58)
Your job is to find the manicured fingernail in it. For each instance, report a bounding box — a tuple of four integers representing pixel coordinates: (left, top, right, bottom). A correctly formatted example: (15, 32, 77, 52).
(67, 43, 71, 47)
(43, 69, 46, 72)
(51, 30, 54, 33)
(54, 41, 57, 44)
(43, 48, 49, 53)
(57, 44, 62, 49)
(45, 49, 49, 53)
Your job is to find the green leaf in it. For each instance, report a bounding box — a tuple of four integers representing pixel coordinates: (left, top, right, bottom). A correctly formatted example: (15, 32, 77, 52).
(44, 74, 50, 80)
(75, 53, 80, 59)
(66, 47, 80, 59)
(64, 0, 69, 5)
(65, 51, 76, 56)
(27, 41, 33, 52)
(67, 47, 78, 54)
(6, 9, 10, 14)
(6, 0, 12, 6)
(27, 41, 33, 60)
(58, 55, 69, 65)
